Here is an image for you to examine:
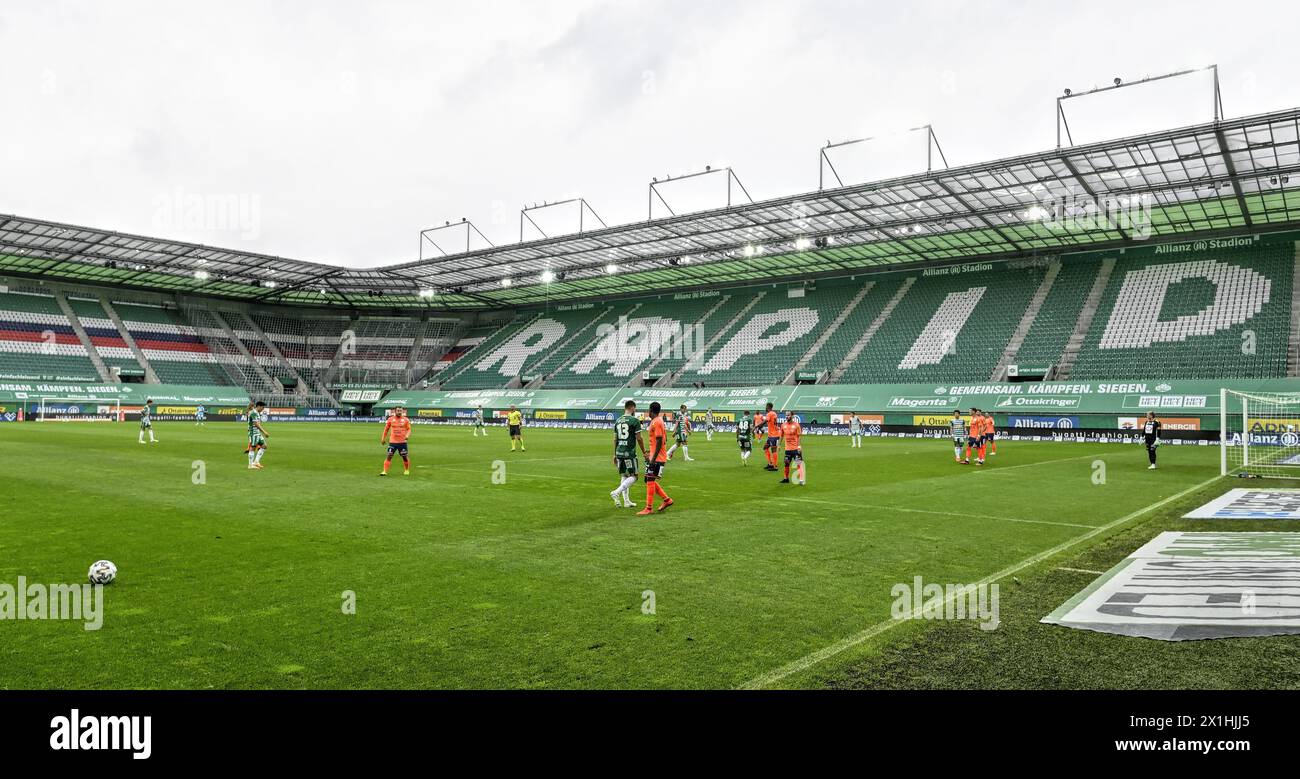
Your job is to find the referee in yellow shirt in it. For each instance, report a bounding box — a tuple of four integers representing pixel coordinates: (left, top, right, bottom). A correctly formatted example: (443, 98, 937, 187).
(506, 405, 526, 452)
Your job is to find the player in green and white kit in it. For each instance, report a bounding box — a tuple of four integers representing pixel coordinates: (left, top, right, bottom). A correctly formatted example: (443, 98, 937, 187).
(473, 405, 487, 436)
(848, 414, 863, 448)
(246, 401, 270, 469)
(704, 409, 716, 441)
(138, 398, 157, 444)
(610, 399, 647, 508)
(949, 409, 969, 464)
(666, 404, 694, 461)
(736, 410, 754, 466)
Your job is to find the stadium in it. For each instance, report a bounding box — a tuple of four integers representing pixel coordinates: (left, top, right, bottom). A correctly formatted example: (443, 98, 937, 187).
(4, 4, 1300, 744)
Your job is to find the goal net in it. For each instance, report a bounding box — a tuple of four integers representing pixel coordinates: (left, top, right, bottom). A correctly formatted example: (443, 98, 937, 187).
(1221, 388, 1300, 479)
(36, 396, 122, 422)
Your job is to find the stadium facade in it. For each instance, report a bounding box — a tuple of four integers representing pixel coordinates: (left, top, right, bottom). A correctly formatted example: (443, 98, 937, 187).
(2, 107, 1298, 433)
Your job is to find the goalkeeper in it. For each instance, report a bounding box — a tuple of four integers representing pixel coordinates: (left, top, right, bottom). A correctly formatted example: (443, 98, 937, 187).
(1142, 411, 1161, 470)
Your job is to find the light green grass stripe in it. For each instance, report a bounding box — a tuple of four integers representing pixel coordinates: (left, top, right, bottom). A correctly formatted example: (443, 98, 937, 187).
(738, 473, 1225, 690)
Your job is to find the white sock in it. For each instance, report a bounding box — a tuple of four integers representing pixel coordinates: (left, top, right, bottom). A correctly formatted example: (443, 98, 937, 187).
(248, 449, 256, 466)
(667, 444, 678, 457)
(683, 446, 689, 458)
(139, 433, 144, 443)
(254, 448, 265, 464)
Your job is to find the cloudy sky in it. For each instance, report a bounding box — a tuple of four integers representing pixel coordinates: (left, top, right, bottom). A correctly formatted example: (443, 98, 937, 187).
(2, 0, 1298, 268)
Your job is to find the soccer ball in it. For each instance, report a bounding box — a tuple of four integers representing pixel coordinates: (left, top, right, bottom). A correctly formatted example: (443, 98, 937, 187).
(88, 560, 117, 585)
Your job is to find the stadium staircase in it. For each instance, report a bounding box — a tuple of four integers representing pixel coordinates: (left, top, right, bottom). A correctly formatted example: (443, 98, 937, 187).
(236, 311, 315, 398)
(319, 315, 359, 390)
(98, 299, 161, 384)
(438, 312, 540, 389)
(828, 277, 914, 383)
(663, 291, 767, 386)
(181, 308, 277, 393)
(988, 261, 1061, 381)
(1045, 258, 1115, 379)
(675, 283, 869, 386)
(545, 296, 735, 388)
(53, 291, 115, 383)
(0, 290, 103, 381)
(525, 304, 623, 387)
(783, 281, 876, 384)
(1288, 242, 1300, 377)
(636, 292, 735, 386)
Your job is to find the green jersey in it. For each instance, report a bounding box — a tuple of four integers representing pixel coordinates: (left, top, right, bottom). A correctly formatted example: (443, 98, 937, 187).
(614, 414, 642, 458)
(248, 409, 266, 444)
(737, 417, 752, 442)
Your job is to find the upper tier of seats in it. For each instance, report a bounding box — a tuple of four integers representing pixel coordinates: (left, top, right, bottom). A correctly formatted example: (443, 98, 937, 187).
(4, 232, 1293, 393)
(430, 234, 1298, 389)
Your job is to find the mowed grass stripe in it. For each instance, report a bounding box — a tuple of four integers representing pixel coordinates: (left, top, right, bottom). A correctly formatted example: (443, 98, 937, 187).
(0, 422, 1218, 689)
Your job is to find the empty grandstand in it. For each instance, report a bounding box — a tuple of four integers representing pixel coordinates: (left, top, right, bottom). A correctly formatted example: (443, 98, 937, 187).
(3, 106, 1299, 404)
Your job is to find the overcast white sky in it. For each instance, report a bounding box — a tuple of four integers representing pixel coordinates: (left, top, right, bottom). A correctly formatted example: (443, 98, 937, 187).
(2, 0, 1298, 268)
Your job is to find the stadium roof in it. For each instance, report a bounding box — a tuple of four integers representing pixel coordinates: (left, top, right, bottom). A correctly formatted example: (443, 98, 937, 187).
(3, 106, 1299, 311)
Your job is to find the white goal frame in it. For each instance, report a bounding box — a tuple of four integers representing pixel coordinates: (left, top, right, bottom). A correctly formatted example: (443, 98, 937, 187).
(36, 396, 122, 422)
(1221, 388, 1300, 478)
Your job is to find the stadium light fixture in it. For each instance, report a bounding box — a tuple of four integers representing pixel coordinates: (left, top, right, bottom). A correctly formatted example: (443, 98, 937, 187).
(541, 270, 555, 284)
(1023, 205, 1050, 221)
(794, 237, 813, 251)
(418, 288, 436, 298)
(501, 277, 512, 288)
(605, 263, 617, 274)
(193, 270, 209, 280)
(262, 281, 277, 289)
(742, 244, 757, 257)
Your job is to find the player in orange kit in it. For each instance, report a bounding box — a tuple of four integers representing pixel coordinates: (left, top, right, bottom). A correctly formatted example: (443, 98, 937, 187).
(762, 402, 781, 471)
(778, 410, 805, 484)
(637, 401, 675, 515)
(380, 405, 412, 476)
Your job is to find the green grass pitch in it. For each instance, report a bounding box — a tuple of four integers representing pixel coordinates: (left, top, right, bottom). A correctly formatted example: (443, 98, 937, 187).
(3, 421, 1298, 689)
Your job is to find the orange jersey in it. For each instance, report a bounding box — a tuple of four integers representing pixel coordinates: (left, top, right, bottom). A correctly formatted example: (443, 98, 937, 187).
(648, 416, 668, 462)
(765, 411, 779, 436)
(983, 415, 995, 434)
(383, 416, 411, 443)
(781, 420, 802, 450)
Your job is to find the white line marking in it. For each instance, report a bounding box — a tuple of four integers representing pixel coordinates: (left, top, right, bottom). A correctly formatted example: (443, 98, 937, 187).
(737, 473, 1223, 690)
(1056, 566, 1106, 576)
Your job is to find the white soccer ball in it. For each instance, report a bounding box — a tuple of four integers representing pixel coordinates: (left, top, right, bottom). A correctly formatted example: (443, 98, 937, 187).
(88, 560, 117, 585)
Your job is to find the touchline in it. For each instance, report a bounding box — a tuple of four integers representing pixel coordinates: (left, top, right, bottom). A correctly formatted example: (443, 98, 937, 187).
(49, 709, 152, 760)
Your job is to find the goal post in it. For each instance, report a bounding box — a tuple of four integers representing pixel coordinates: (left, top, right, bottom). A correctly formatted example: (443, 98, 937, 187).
(1221, 388, 1300, 478)
(36, 396, 122, 422)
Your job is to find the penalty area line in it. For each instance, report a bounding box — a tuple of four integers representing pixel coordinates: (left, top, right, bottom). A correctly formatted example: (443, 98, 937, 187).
(737, 473, 1224, 690)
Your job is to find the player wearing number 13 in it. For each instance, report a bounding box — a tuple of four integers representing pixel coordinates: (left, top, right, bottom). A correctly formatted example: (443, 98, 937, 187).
(610, 399, 646, 508)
